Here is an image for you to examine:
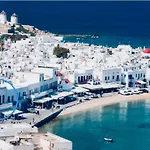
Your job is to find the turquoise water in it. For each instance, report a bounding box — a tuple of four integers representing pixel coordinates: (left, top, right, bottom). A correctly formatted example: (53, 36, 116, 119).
(63, 34, 150, 48)
(40, 100, 150, 150)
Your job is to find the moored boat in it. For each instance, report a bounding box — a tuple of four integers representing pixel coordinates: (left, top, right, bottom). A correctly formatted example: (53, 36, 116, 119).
(104, 138, 113, 142)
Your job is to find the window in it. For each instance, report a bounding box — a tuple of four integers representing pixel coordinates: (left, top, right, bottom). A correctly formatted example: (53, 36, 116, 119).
(23, 92, 26, 96)
(108, 76, 110, 80)
(12, 96, 14, 102)
(81, 76, 83, 82)
(105, 76, 107, 80)
(112, 76, 114, 80)
(136, 74, 137, 78)
(78, 77, 80, 82)
(49, 83, 52, 89)
(141, 73, 142, 77)
(0, 96, 1, 105)
(2, 95, 4, 103)
(116, 75, 120, 81)
(128, 75, 132, 79)
(86, 76, 89, 80)
(29, 90, 32, 95)
(84, 76, 86, 81)
(90, 75, 92, 79)
(8, 96, 10, 103)
(40, 86, 43, 92)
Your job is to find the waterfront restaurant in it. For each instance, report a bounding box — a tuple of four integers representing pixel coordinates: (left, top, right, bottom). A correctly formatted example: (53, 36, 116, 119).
(78, 83, 121, 93)
(71, 87, 89, 97)
(32, 97, 54, 109)
(78, 84, 103, 94)
(51, 91, 74, 105)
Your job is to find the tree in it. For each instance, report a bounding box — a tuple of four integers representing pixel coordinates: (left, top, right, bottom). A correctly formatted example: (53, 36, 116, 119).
(53, 44, 70, 58)
(107, 49, 113, 55)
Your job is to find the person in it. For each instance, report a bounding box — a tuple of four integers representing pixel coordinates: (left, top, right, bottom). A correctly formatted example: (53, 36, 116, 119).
(100, 91, 103, 97)
(37, 110, 39, 115)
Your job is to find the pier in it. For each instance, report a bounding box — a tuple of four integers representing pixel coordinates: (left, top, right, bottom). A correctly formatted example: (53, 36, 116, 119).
(2, 107, 63, 128)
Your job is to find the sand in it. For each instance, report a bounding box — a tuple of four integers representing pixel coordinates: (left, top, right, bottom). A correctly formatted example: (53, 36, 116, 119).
(58, 93, 150, 118)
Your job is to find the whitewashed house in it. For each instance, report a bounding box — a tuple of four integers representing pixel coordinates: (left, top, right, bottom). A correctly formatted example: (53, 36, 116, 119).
(0, 66, 58, 110)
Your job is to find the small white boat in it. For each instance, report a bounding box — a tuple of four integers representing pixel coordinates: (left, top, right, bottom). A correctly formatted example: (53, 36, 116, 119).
(104, 138, 113, 142)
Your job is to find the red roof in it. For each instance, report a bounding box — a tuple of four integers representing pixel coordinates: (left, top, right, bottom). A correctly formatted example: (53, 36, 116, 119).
(58, 72, 63, 76)
(144, 48, 150, 53)
(64, 78, 70, 83)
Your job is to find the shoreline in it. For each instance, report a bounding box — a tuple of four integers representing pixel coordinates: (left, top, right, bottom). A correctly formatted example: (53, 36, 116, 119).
(58, 93, 150, 118)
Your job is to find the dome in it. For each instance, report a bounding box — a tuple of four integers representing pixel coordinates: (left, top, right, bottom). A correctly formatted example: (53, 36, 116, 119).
(1, 10, 6, 15)
(144, 48, 150, 54)
(12, 13, 17, 17)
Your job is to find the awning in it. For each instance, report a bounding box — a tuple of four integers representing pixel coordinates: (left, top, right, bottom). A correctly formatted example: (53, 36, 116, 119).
(0, 103, 13, 111)
(136, 80, 147, 85)
(2, 110, 23, 116)
(33, 97, 54, 104)
(71, 87, 89, 93)
(51, 92, 73, 100)
(31, 91, 49, 100)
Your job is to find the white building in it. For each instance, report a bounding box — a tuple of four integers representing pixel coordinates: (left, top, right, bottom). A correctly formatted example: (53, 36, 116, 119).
(0, 124, 72, 150)
(10, 13, 18, 25)
(98, 67, 121, 83)
(145, 65, 150, 86)
(0, 124, 38, 137)
(0, 10, 7, 24)
(66, 67, 93, 84)
(0, 66, 58, 110)
(121, 63, 146, 87)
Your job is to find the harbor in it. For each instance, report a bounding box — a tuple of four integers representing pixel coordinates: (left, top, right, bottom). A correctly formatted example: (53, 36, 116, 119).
(0, 2, 149, 149)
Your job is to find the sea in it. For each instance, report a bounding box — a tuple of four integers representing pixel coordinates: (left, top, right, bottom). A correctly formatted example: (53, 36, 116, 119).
(1, 1, 150, 48)
(40, 100, 150, 150)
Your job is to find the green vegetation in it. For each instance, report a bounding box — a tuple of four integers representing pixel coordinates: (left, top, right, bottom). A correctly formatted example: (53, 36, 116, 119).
(1, 34, 28, 42)
(107, 49, 113, 55)
(15, 25, 35, 36)
(53, 44, 70, 58)
(0, 40, 4, 51)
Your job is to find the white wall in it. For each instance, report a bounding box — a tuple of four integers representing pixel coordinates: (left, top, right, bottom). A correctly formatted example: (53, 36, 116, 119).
(59, 80, 73, 91)
(74, 69, 93, 84)
(13, 144, 34, 150)
(40, 137, 72, 150)
(52, 141, 72, 150)
(121, 69, 146, 83)
(0, 140, 13, 150)
(101, 68, 121, 83)
(11, 16, 18, 25)
(0, 124, 38, 137)
(0, 87, 7, 104)
(0, 14, 7, 24)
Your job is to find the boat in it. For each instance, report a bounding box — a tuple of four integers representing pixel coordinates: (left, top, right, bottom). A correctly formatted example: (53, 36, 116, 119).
(104, 138, 113, 142)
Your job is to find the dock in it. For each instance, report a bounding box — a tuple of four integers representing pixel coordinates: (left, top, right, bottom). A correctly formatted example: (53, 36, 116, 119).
(1, 107, 63, 128)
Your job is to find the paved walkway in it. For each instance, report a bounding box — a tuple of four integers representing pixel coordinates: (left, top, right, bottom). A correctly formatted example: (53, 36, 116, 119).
(1, 107, 63, 127)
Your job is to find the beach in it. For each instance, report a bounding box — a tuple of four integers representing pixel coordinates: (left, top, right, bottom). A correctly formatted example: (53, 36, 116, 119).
(59, 93, 150, 117)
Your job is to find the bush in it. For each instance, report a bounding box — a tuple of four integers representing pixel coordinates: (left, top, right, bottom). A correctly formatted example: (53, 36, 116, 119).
(0, 34, 28, 42)
(53, 44, 70, 58)
(15, 25, 35, 36)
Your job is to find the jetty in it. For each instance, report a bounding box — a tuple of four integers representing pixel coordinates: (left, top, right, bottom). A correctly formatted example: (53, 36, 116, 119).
(2, 107, 63, 128)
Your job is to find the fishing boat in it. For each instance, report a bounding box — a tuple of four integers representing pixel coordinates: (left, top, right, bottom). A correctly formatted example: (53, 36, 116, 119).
(104, 138, 113, 142)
